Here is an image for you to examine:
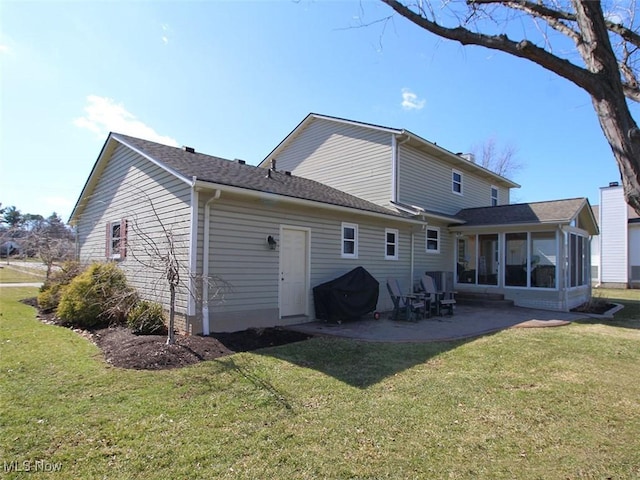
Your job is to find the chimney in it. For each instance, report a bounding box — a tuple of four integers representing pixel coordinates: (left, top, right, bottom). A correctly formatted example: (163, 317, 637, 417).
(183, 146, 195, 154)
(270, 158, 277, 171)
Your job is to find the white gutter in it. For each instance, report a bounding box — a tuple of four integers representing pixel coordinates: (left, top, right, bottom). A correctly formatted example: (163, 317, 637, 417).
(187, 177, 199, 318)
(192, 180, 428, 226)
(201, 190, 221, 335)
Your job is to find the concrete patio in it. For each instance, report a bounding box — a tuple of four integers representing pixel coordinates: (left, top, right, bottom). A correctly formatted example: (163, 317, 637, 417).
(287, 305, 587, 343)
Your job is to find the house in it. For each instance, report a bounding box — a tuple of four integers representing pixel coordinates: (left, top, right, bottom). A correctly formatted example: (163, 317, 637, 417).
(591, 182, 640, 288)
(69, 113, 598, 334)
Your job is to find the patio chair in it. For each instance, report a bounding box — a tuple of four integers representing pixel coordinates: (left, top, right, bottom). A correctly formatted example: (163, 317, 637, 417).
(386, 277, 426, 322)
(420, 274, 456, 316)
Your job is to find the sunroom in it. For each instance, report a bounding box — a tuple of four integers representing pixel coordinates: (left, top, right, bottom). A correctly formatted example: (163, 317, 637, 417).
(450, 198, 598, 311)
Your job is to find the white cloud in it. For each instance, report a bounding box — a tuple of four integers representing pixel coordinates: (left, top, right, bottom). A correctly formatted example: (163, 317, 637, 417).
(401, 88, 426, 111)
(73, 95, 178, 146)
(161, 23, 170, 45)
(0, 44, 11, 54)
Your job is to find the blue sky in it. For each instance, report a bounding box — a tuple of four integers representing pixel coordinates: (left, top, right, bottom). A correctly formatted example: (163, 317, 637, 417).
(1, 0, 637, 222)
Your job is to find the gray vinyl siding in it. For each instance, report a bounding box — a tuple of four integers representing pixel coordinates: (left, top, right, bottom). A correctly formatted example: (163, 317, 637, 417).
(272, 118, 394, 207)
(398, 144, 510, 215)
(75, 144, 192, 315)
(203, 194, 415, 332)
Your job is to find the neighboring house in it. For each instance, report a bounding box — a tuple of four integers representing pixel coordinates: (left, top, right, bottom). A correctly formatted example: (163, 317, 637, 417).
(69, 113, 598, 333)
(591, 182, 640, 288)
(0, 240, 21, 257)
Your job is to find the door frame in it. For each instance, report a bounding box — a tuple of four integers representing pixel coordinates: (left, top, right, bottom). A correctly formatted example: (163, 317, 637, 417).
(278, 225, 311, 318)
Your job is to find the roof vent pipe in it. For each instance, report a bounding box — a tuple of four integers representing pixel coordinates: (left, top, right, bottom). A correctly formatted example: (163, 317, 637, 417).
(266, 169, 272, 179)
(183, 146, 195, 154)
(271, 159, 277, 171)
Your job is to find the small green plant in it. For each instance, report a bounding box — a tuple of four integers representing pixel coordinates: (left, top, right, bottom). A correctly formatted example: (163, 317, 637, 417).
(127, 300, 167, 335)
(57, 262, 136, 329)
(37, 261, 83, 313)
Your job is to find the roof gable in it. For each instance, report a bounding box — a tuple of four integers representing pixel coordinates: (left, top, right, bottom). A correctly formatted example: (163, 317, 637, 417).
(260, 113, 519, 189)
(70, 132, 414, 224)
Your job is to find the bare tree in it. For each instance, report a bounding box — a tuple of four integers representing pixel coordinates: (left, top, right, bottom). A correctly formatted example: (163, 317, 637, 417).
(471, 137, 523, 179)
(119, 189, 231, 345)
(379, 0, 640, 214)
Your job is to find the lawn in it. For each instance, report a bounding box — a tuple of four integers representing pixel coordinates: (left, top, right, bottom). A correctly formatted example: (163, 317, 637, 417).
(0, 264, 45, 283)
(1, 287, 639, 479)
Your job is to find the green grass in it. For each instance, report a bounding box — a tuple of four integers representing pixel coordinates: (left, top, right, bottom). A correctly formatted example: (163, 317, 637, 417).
(0, 265, 45, 283)
(593, 287, 640, 325)
(1, 288, 639, 479)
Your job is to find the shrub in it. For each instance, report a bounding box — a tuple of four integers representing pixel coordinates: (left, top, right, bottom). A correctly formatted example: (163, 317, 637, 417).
(57, 262, 137, 329)
(127, 300, 167, 335)
(37, 261, 83, 313)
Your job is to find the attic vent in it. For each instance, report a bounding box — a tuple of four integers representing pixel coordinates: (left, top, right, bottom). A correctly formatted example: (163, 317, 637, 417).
(236, 159, 246, 165)
(183, 146, 195, 154)
(609, 181, 619, 187)
(285, 171, 291, 176)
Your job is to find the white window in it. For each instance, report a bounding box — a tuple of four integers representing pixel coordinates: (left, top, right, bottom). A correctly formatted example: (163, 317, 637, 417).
(106, 220, 127, 260)
(385, 228, 399, 260)
(491, 186, 499, 206)
(426, 227, 440, 253)
(341, 222, 358, 258)
(452, 170, 463, 195)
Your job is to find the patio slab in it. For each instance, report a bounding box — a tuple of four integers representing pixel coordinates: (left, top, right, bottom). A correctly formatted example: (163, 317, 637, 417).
(287, 305, 587, 343)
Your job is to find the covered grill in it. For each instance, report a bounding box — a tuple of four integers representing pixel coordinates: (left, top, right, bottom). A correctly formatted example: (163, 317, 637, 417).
(313, 266, 379, 323)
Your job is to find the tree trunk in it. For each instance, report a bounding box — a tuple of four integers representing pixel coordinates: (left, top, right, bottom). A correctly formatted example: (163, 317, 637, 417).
(572, 0, 640, 214)
(167, 283, 176, 345)
(591, 94, 640, 214)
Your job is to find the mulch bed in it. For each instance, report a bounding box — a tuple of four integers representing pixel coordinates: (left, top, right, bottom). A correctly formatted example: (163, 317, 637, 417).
(21, 297, 314, 371)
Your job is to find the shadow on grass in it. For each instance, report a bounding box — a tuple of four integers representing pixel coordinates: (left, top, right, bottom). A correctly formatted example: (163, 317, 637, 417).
(254, 335, 480, 389)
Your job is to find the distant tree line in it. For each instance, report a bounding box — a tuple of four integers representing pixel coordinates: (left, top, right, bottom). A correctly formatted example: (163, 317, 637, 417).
(0, 202, 75, 277)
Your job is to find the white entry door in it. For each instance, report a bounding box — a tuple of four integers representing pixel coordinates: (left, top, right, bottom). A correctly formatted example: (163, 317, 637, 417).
(280, 226, 309, 317)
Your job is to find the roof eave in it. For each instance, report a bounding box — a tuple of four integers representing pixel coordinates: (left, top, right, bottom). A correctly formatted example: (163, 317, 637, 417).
(193, 179, 427, 225)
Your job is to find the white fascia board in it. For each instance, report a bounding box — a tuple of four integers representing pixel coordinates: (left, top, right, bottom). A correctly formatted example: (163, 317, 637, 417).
(112, 134, 193, 186)
(450, 221, 570, 232)
(193, 180, 426, 226)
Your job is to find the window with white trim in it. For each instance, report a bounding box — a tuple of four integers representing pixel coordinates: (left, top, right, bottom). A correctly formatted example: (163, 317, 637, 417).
(452, 169, 463, 195)
(106, 219, 127, 260)
(426, 227, 440, 253)
(341, 222, 358, 258)
(385, 228, 399, 260)
(491, 186, 499, 206)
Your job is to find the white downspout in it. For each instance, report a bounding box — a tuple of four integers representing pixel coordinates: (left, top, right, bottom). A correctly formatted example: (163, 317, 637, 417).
(410, 228, 415, 290)
(391, 134, 398, 204)
(187, 179, 199, 321)
(202, 190, 221, 336)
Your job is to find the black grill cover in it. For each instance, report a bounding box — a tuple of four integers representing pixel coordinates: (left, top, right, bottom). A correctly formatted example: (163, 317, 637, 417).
(313, 267, 379, 323)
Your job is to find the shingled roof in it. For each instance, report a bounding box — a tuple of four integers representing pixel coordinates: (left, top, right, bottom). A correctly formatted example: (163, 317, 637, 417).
(455, 198, 591, 227)
(113, 133, 408, 219)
